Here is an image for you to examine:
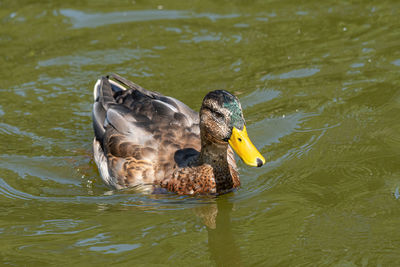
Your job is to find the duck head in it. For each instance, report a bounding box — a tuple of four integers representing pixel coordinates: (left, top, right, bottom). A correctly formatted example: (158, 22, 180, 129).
(200, 90, 265, 167)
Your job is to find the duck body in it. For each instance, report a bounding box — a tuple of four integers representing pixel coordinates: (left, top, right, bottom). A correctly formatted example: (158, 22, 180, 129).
(92, 74, 264, 195)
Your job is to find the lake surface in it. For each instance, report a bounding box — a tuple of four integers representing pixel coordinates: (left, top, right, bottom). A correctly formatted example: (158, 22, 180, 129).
(1, 0, 400, 265)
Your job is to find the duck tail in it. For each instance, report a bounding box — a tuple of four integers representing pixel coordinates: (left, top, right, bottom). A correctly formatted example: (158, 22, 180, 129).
(92, 76, 115, 143)
(93, 77, 115, 105)
(109, 73, 160, 98)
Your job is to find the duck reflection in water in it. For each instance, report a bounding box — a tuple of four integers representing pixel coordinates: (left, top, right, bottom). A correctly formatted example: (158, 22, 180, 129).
(194, 197, 242, 267)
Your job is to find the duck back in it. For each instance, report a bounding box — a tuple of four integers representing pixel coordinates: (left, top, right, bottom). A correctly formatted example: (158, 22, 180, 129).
(92, 74, 200, 189)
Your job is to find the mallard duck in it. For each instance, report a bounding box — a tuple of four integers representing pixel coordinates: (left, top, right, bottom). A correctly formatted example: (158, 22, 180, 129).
(92, 74, 265, 195)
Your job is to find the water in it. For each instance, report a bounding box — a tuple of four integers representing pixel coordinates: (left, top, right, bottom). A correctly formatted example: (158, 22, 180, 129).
(1, 0, 400, 265)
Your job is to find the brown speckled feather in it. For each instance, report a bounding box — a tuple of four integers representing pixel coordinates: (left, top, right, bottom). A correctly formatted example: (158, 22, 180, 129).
(92, 74, 240, 194)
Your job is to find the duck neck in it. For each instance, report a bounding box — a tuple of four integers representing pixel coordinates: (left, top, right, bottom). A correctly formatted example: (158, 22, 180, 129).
(198, 136, 239, 193)
(199, 138, 229, 168)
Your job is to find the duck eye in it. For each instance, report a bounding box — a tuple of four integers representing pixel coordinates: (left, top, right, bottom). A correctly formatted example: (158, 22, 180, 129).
(214, 111, 225, 121)
(238, 138, 242, 142)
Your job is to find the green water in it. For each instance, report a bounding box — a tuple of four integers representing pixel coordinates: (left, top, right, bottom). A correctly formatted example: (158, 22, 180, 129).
(1, 0, 400, 265)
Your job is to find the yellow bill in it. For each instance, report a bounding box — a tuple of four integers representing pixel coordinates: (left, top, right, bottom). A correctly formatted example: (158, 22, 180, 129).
(228, 125, 266, 167)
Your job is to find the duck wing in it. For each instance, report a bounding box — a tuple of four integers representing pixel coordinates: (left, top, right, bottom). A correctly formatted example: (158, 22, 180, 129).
(110, 73, 198, 123)
(92, 75, 200, 188)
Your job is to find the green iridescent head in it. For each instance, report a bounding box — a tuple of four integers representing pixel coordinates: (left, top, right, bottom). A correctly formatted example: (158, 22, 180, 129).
(200, 90, 245, 142)
(199, 90, 265, 167)
(222, 94, 245, 130)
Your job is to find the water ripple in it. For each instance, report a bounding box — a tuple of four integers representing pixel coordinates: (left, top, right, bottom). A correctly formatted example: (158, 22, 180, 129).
(37, 48, 154, 68)
(392, 59, 400, 66)
(60, 9, 240, 29)
(0, 155, 80, 185)
(241, 88, 281, 109)
(25, 219, 97, 236)
(0, 122, 56, 150)
(89, 243, 141, 254)
(261, 68, 320, 81)
(249, 112, 310, 148)
(0, 177, 216, 211)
